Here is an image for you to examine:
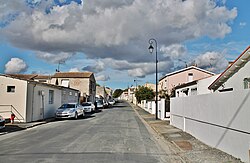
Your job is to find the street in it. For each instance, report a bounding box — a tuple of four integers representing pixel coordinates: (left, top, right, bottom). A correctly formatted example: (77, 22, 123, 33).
(0, 101, 183, 163)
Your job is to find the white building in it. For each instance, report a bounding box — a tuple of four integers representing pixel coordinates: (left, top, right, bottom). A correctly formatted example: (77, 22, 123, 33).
(209, 46, 250, 92)
(175, 75, 219, 97)
(0, 75, 79, 122)
(170, 46, 250, 162)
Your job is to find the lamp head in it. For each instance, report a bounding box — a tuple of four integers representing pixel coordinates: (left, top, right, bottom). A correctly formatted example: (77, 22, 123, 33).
(148, 44, 154, 54)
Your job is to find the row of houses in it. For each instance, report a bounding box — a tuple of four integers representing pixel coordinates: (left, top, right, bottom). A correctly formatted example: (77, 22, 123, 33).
(0, 72, 113, 123)
(124, 46, 250, 162)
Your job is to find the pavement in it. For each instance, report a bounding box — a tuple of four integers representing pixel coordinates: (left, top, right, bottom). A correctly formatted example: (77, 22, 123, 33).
(129, 102, 243, 163)
(0, 118, 55, 135)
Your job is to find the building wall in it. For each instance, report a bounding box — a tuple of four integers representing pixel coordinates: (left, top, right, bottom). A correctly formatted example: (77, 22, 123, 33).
(197, 75, 219, 95)
(51, 77, 96, 103)
(159, 68, 213, 94)
(26, 83, 61, 122)
(0, 76, 27, 122)
(170, 90, 250, 163)
(61, 88, 79, 104)
(218, 61, 250, 91)
(144, 83, 156, 92)
(175, 75, 220, 97)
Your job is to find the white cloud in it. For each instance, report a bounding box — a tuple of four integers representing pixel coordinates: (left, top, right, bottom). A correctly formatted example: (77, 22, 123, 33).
(96, 74, 110, 81)
(194, 51, 228, 73)
(92, 58, 173, 78)
(160, 44, 187, 59)
(0, 0, 237, 62)
(82, 60, 105, 73)
(69, 67, 80, 72)
(4, 58, 28, 74)
(239, 22, 246, 27)
(0, 0, 238, 80)
(35, 51, 75, 64)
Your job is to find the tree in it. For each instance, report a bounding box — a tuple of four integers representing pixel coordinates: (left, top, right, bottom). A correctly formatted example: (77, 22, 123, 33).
(135, 86, 154, 103)
(113, 89, 123, 98)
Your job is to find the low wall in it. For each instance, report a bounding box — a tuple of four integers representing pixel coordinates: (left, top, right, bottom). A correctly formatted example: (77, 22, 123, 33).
(140, 99, 169, 120)
(170, 90, 250, 163)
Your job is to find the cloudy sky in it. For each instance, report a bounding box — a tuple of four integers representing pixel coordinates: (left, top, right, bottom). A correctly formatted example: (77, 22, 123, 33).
(0, 0, 249, 89)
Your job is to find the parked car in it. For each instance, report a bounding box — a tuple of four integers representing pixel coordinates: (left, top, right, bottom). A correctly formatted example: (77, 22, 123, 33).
(82, 102, 95, 113)
(55, 103, 84, 119)
(0, 115, 5, 130)
(103, 100, 110, 108)
(108, 99, 115, 106)
(96, 99, 104, 109)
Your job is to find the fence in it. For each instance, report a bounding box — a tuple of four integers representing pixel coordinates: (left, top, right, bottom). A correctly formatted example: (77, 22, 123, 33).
(0, 105, 25, 122)
(139, 99, 170, 120)
(170, 89, 250, 163)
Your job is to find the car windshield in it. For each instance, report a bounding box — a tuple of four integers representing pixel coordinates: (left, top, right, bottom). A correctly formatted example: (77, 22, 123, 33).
(97, 100, 103, 104)
(60, 104, 75, 109)
(82, 103, 91, 106)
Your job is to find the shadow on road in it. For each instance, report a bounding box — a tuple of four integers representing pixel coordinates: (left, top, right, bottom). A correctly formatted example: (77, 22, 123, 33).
(0, 125, 25, 134)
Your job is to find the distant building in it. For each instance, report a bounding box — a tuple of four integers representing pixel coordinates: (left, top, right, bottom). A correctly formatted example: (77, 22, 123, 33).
(159, 66, 215, 96)
(144, 82, 156, 92)
(51, 72, 96, 103)
(96, 85, 113, 101)
(0, 75, 79, 122)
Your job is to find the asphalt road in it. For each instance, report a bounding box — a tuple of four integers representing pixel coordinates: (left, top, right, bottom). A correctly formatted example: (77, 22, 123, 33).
(0, 101, 182, 163)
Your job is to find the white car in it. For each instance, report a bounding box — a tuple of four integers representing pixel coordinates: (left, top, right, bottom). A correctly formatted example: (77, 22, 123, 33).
(96, 99, 104, 109)
(0, 115, 5, 130)
(55, 103, 84, 119)
(82, 102, 95, 113)
(108, 100, 115, 105)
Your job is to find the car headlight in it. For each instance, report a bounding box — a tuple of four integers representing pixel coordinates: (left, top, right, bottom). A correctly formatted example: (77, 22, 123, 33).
(69, 109, 75, 113)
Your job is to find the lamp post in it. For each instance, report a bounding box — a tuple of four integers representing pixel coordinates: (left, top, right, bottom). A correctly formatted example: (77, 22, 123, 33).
(148, 38, 158, 120)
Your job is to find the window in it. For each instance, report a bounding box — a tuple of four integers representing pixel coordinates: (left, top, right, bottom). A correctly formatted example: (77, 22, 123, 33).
(49, 90, 54, 104)
(7, 86, 15, 93)
(243, 78, 250, 89)
(191, 88, 197, 96)
(39, 80, 47, 83)
(61, 80, 69, 87)
(188, 73, 193, 82)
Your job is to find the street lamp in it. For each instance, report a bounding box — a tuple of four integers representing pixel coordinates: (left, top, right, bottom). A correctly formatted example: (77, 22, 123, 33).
(148, 38, 158, 120)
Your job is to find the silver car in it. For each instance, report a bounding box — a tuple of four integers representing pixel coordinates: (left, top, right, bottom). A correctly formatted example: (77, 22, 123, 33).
(82, 102, 95, 113)
(55, 103, 84, 119)
(0, 115, 5, 130)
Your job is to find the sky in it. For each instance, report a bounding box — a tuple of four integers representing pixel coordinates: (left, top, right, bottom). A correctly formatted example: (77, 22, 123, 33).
(0, 0, 249, 90)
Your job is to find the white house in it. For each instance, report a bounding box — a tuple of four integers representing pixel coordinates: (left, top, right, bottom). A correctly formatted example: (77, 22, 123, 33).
(159, 66, 215, 95)
(0, 75, 79, 122)
(209, 46, 250, 92)
(170, 46, 250, 162)
(175, 75, 220, 97)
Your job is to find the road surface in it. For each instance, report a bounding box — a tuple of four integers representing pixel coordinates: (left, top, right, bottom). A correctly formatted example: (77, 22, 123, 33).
(0, 101, 183, 163)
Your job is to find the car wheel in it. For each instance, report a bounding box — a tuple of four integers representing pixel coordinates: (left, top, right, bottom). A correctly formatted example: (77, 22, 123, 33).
(74, 112, 78, 119)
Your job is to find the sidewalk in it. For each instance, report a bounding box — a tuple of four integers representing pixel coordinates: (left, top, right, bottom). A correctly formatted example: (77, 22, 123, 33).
(130, 103, 243, 163)
(1, 118, 55, 135)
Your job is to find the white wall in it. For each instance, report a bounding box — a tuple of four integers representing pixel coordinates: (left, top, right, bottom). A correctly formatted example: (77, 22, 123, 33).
(171, 90, 250, 162)
(27, 83, 61, 122)
(197, 75, 219, 95)
(219, 61, 250, 91)
(0, 76, 27, 122)
(140, 99, 168, 120)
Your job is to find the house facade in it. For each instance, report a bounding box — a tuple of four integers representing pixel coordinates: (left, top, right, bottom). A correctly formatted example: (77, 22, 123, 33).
(51, 72, 96, 103)
(209, 46, 250, 92)
(170, 46, 250, 162)
(0, 75, 79, 122)
(159, 66, 215, 96)
(175, 75, 219, 97)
